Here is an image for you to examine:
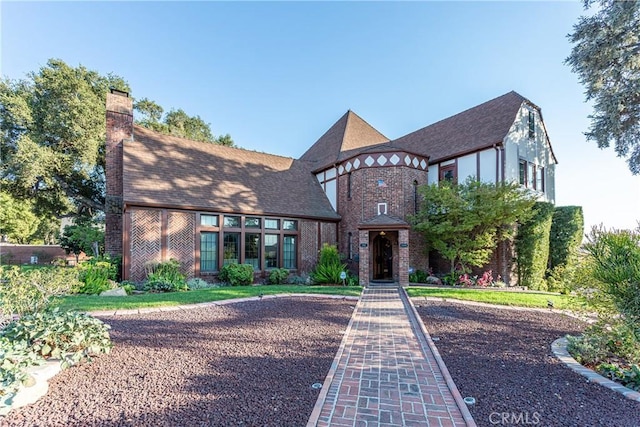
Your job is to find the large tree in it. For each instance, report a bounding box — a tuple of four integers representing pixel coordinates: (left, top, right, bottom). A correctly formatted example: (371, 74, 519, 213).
(566, 0, 640, 175)
(0, 59, 130, 220)
(411, 179, 536, 274)
(1, 59, 234, 223)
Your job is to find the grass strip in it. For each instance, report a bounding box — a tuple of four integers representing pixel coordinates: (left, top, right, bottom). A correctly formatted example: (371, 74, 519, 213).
(55, 285, 363, 312)
(406, 287, 575, 309)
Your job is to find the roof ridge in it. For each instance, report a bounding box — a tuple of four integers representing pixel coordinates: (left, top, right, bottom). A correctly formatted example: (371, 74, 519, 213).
(429, 91, 526, 130)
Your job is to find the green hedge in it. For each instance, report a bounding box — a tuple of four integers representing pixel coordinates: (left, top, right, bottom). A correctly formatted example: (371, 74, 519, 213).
(549, 206, 584, 270)
(515, 202, 554, 290)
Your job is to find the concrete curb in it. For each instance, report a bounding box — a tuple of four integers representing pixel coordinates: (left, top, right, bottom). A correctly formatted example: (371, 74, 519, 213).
(306, 293, 364, 427)
(551, 337, 640, 403)
(402, 288, 477, 427)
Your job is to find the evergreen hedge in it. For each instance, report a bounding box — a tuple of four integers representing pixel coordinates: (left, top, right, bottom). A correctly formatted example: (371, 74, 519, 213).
(515, 202, 555, 290)
(548, 206, 584, 270)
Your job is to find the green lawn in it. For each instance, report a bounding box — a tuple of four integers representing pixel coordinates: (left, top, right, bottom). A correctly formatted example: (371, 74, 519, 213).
(406, 287, 576, 309)
(55, 285, 363, 312)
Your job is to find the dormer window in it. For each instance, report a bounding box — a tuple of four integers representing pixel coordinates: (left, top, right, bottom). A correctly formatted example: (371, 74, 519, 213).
(528, 111, 535, 139)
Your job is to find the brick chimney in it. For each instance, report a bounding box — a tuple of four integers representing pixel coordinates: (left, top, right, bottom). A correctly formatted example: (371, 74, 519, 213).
(105, 89, 133, 260)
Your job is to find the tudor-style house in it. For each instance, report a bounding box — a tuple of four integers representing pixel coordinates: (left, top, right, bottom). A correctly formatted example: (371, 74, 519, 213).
(105, 90, 557, 285)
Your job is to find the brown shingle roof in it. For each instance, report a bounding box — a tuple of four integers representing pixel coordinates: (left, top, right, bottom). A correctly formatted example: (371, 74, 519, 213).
(358, 214, 410, 229)
(300, 110, 389, 170)
(392, 91, 529, 162)
(124, 125, 339, 220)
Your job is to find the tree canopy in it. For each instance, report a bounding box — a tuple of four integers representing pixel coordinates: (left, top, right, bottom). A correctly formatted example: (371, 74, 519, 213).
(1, 59, 234, 225)
(566, 0, 640, 175)
(0, 59, 129, 220)
(134, 98, 234, 146)
(410, 179, 536, 274)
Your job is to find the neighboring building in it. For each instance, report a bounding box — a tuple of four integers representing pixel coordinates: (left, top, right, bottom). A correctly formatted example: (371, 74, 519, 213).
(105, 90, 557, 285)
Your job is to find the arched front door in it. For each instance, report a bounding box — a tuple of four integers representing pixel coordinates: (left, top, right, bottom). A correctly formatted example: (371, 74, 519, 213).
(373, 234, 393, 280)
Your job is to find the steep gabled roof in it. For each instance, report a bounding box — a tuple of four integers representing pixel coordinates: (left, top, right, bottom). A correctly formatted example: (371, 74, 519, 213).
(391, 91, 529, 162)
(123, 125, 339, 220)
(300, 110, 389, 170)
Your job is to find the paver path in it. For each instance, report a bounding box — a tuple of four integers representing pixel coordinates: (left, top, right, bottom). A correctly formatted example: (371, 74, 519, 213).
(308, 286, 474, 427)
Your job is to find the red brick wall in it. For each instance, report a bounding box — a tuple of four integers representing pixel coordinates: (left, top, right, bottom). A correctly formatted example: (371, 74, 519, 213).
(0, 244, 88, 265)
(105, 91, 133, 259)
(337, 164, 429, 280)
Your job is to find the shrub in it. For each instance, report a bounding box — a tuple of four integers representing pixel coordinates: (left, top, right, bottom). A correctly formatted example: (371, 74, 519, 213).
(515, 201, 554, 290)
(584, 226, 640, 324)
(311, 244, 347, 285)
(1, 308, 112, 367)
(476, 270, 494, 287)
(409, 269, 429, 283)
(566, 333, 609, 365)
(548, 206, 584, 271)
(1, 308, 112, 397)
(598, 363, 640, 391)
(0, 267, 80, 316)
(186, 278, 214, 290)
(0, 337, 43, 398)
(268, 268, 289, 285)
(287, 275, 309, 285)
(76, 257, 118, 295)
(143, 259, 188, 292)
(218, 263, 254, 286)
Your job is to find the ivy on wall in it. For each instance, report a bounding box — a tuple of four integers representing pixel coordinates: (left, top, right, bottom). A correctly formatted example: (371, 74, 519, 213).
(515, 202, 555, 290)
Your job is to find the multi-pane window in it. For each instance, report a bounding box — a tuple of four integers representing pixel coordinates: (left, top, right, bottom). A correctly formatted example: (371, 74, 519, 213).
(439, 164, 456, 183)
(527, 163, 535, 189)
(265, 234, 279, 268)
(265, 219, 279, 229)
(283, 220, 297, 230)
(200, 232, 219, 272)
(224, 216, 241, 228)
(244, 234, 260, 270)
(536, 167, 544, 192)
(200, 214, 299, 273)
(347, 172, 352, 199)
(519, 159, 544, 193)
(283, 236, 297, 269)
(528, 111, 535, 139)
(201, 215, 218, 227)
(519, 160, 527, 186)
(223, 232, 240, 265)
(245, 217, 261, 228)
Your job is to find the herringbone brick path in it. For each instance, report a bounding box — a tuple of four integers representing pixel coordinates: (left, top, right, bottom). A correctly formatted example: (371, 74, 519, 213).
(308, 286, 474, 427)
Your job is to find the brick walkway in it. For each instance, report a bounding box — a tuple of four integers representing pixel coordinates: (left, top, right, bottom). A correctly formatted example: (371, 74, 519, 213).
(307, 286, 475, 427)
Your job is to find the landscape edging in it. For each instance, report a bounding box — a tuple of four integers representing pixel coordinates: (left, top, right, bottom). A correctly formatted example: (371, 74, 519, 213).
(551, 337, 640, 403)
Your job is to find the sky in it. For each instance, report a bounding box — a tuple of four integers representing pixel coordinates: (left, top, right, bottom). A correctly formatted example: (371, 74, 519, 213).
(2, 1, 639, 233)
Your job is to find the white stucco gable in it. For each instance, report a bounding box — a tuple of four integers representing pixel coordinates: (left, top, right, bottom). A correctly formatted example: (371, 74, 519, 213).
(503, 102, 557, 204)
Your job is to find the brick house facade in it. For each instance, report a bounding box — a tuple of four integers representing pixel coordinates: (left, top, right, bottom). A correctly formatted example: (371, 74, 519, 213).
(106, 90, 557, 285)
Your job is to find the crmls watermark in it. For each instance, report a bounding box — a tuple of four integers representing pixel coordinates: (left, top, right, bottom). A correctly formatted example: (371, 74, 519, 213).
(489, 412, 541, 425)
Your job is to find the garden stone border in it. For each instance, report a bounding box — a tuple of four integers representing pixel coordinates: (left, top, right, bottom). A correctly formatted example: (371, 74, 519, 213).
(552, 337, 640, 403)
(0, 359, 61, 416)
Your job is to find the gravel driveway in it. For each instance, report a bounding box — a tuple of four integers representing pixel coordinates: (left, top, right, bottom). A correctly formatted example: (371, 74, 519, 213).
(1, 297, 354, 427)
(416, 300, 640, 427)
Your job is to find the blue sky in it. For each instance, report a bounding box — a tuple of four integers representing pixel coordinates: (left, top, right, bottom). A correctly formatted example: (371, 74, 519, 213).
(2, 1, 639, 232)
